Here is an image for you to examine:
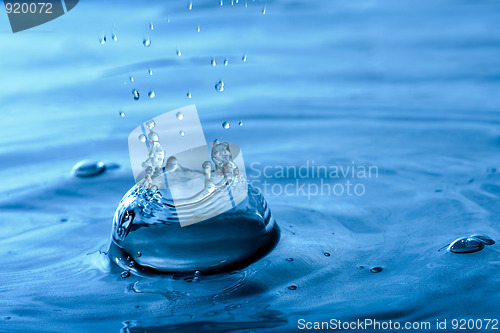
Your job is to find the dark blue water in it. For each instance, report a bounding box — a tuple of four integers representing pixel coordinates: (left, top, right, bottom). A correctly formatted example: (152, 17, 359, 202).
(1, 0, 500, 332)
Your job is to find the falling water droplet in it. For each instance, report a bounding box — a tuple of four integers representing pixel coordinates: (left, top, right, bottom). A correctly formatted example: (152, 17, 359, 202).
(287, 285, 297, 290)
(119, 111, 126, 117)
(262, 6, 266, 14)
(188, 0, 193, 10)
(138, 134, 146, 142)
(197, 25, 200, 32)
(220, 0, 223, 6)
(239, 121, 243, 126)
(129, 76, 134, 82)
(148, 91, 155, 99)
(121, 271, 130, 278)
(186, 91, 192, 99)
(179, 130, 185, 136)
(215, 80, 225, 92)
(242, 54, 247, 62)
(448, 237, 485, 253)
(176, 49, 182, 56)
(132, 89, 140, 100)
(112, 33, 118, 41)
(222, 121, 230, 129)
(149, 21, 154, 30)
(224, 59, 228, 66)
(176, 112, 184, 120)
(148, 68, 153, 75)
(72, 160, 106, 177)
(370, 267, 383, 273)
(99, 35, 107, 44)
(286, 257, 294, 262)
(470, 234, 495, 245)
(211, 58, 216, 66)
(143, 38, 151, 47)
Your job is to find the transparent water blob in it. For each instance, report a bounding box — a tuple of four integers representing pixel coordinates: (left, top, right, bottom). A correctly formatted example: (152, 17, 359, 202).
(148, 91, 155, 99)
(143, 38, 151, 47)
(222, 121, 230, 129)
(239, 121, 243, 126)
(72, 160, 105, 177)
(186, 91, 192, 99)
(108, 140, 280, 275)
(448, 237, 484, 253)
(99, 35, 107, 44)
(224, 59, 228, 66)
(211, 58, 216, 66)
(215, 80, 224, 92)
(176, 112, 184, 120)
(179, 130, 185, 136)
(176, 49, 182, 56)
(119, 111, 126, 117)
(132, 89, 140, 100)
(470, 234, 495, 245)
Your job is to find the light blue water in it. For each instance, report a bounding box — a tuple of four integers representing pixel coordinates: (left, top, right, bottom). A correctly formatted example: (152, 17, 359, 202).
(1, 0, 500, 332)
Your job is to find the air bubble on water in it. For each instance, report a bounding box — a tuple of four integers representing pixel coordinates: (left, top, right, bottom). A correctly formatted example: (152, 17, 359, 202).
(99, 35, 107, 44)
(262, 6, 266, 14)
(242, 54, 247, 62)
(188, 0, 193, 10)
(470, 234, 495, 245)
(72, 160, 105, 177)
(224, 59, 228, 66)
(286, 257, 294, 262)
(143, 38, 151, 47)
(121, 271, 130, 278)
(187, 91, 192, 99)
(215, 80, 225, 92)
(370, 266, 383, 273)
(288, 285, 297, 290)
(179, 130, 185, 136)
(144, 120, 155, 129)
(148, 68, 153, 75)
(448, 237, 485, 253)
(129, 76, 134, 82)
(176, 49, 182, 56)
(239, 121, 243, 126)
(148, 91, 155, 99)
(222, 121, 230, 129)
(211, 58, 216, 66)
(119, 111, 126, 117)
(149, 21, 154, 30)
(138, 134, 146, 142)
(132, 89, 140, 100)
(112, 33, 118, 41)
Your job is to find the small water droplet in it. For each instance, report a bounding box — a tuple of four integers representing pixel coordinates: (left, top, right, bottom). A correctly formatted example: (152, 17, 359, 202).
(370, 266, 383, 273)
(357, 265, 365, 270)
(148, 91, 155, 99)
(138, 134, 146, 142)
(220, 0, 223, 6)
(242, 54, 247, 62)
(176, 112, 184, 120)
(323, 252, 331, 257)
(143, 38, 151, 47)
(211, 58, 216, 66)
(470, 234, 495, 245)
(119, 111, 126, 117)
(197, 25, 200, 32)
(99, 35, 106, 44)
(176, 49, 182, 56)
(448, 237, 485, 253)
(149, 21, 154, 30)
(215, 80, 225, 92)
(179, 130, 185, 136)
(224, 59, 228, 66)
(148, 132, 159, 143)
(137, 252, 142, 257)
(129, 76, 134, 82)
(186, 91, 192, 98)
(188, 0, 193, 10)
(194, 270, 200, 276)
(112, 33, 118, 41)
(262, 6, 266, 14)
(132, 89, 140, 100)
(222, 121, 229, 129)
(144, 120, 156, 129)
(286, 257, 294, 262)
(72, 160, 106, 177)
(121, 271, 130, 278)
(148, 68, 153, 75)
(287, 285, 297, 290)
(239, 121, 243, 126)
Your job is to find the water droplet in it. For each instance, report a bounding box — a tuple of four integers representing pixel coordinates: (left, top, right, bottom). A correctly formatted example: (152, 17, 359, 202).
(370, 266, 383, 273)
(144, 120, 155, 129)
(262, 6, 266, 14)
(224, 59, 228, 66)
(448, 237, 485, 253)
(129, 76, 134, 82)
(242, 54, 247, 62)
(287, 285, 297, 290)
(323, 252, 331, 257)
(148, 91, 155, 99)
(470, 234, 495, 245)
(148, 132, 159, 143)
(176, 49, 182, 56)
(112, 33, 118, 41)
(215, 80, 225, 92)
(194, 270, 200, 276)
(72, 160, 105, 177)
(176, 112, 184, 120)
(211, 58, 216, 66)
(239, 121, 243, 126)
(188, 0, 193, 10)
(137, 252, 142, 257)
(149, 21, 154, 30)
(197, 25, 200, 32)
(148, 68, 153, 75)
(99, 35, 106, 44)
(357, 265, 365, 270)
(121, 271, 130, 278)
(143, 38, 151, 47)
(179, 130, 185, 136)
(138, 134, 146, 142)
(286, 257, 294, 262)
(119, 111, 126, 117)
(220, 0, 223, 6)
(132, 89, 140, 100)
(186, 91, 192, 98)
(222, 121, 229, 129)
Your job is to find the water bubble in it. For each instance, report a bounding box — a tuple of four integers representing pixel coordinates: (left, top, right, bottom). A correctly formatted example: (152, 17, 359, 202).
(72, 160, 105, 178)
(132, 89, 140, 100)
(211, 58, 216, 66)
(148, 91, 155, 99)
(323, 252, 331, 257)
(148, 132, 159, 143)
(99, 35, 106, 44)
(176, 49, 182, 56)
(111, 33, 118, 41)
(370, 266, 383, 273)
(148, 68, 153, 75)
(176, 112, 184, 120)
(215, 80, 225, 92)
(121, 271, 130, 278)
(448, 237, 485, 253)
(143, 38, 151, 47)
(224, 59, 228, 66)
(470, 234, 495, 245)
(286, 257, 294, 262)
(188, 0, 193, 10)
(119, 111, 126, 117)
(138, 134, 146, 142)
(262, 6, 266, 14)
(287, 285, 297, 290)
(179, 130, 185, 136)
(129, 76, 134, 82)
(239, 121, 243, 126)
(144, 120, 156, 129)
(149, 21, 154, 30)
(242, 54, 247, 62)
(222, 121, 230, 129)
(186, 91, 192, 99)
